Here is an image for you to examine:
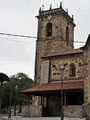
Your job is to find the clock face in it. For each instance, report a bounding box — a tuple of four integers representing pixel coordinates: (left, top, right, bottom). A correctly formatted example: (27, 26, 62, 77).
(47, 15, 52, 20)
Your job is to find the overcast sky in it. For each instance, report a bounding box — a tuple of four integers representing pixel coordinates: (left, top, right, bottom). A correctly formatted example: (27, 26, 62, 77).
(0, 0, 90, 79)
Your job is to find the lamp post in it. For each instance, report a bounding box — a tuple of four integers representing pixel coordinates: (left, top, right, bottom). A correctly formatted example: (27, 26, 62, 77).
(60, 66, 64, 120)
(0, 82, 3, 114)
(8, 79, 12, 118)
(14, 86, 18, 116)
(0, 82, 1, 114)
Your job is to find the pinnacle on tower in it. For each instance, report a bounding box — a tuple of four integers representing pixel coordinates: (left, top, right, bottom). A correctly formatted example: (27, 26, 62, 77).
(60, 2, 62, 8)
(49, 4, 52, 10)
(66, 9, 68, 14)
(39, 7, 41, 12)
(42, 5, 44, 11)
(72, 15, 74, 21)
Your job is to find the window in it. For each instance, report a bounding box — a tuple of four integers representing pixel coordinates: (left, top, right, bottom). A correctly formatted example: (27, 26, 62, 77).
(66, 26, 69, 41)
(69, 63, 76, 77)
(46, 23, 52, 36)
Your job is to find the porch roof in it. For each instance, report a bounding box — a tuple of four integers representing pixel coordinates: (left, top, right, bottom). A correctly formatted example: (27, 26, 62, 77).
(21, 80, 84, 95)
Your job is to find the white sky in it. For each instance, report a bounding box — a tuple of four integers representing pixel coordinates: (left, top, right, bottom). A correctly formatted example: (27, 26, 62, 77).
(0, 0, 90, 79)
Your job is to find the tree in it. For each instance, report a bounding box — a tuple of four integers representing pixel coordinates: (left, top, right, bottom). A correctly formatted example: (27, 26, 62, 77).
(2, 73, 34, 112)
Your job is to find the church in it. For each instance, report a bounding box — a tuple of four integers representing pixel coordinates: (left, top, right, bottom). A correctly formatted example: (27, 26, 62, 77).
(21, 2, 90, 118)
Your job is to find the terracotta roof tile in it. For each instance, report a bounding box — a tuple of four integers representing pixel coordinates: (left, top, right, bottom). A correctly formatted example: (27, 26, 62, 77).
(21, 81, 84, 95)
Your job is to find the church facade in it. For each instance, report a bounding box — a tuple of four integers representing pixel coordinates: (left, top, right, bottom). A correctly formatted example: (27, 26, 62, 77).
(21, 3, 90, 118)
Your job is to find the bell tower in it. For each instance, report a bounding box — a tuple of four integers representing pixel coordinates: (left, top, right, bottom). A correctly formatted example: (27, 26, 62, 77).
(35, 2, 76, 84)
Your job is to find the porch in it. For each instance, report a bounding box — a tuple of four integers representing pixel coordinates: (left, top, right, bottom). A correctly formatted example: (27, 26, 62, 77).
(21, 81, 85, 117)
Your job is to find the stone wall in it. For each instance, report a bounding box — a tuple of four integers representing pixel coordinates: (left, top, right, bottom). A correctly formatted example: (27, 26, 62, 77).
(37, 13, 74, 47)
(50, 54, 85, 82)
(64, 105, 84, 117)
(35, 38, 73, 84)
(21, 106, 42, 117)
(80, 44, 90, 104)
(82, 41, 90, 119)
(87, 45, 90, 102)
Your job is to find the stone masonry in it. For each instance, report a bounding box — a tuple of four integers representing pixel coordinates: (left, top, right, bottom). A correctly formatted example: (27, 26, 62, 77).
(35, 4, 75, 85)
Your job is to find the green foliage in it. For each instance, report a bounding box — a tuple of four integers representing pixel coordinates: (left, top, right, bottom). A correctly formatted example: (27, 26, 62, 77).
(2, 72, 34, 109)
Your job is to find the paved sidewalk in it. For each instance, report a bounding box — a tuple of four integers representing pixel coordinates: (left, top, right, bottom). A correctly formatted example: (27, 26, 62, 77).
(1, 116, 87, 120)
(0, 113, 87, 120)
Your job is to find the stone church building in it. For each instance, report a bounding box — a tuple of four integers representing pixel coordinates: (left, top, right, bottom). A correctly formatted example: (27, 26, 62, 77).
(21, 3, 90, 118)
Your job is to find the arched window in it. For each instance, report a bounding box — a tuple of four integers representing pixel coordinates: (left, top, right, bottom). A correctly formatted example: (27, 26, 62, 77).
(69, 63, 76, 77)
(46, 23, 52, 36)
(66, 26, 69, 41)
